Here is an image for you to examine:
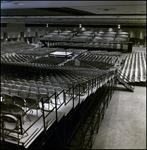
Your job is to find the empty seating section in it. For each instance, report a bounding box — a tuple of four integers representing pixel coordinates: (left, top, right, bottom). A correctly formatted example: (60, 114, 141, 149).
(64, 51, 121, 69)
(1, 53, 34, 64)
(120, 52, 146, 82)
(1, 61, 114, 142)
(1, 41, 35, 54)
(1, 50, 67, 67)
(31, 57, 66, 65)
(1, 62, 107, 102)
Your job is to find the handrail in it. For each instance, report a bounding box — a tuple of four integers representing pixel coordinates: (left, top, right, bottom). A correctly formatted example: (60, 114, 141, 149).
(117, 76, 134, 91)
(117, 69, 135, 83)
(64, 85, 74, 105)
(56, 90, 65, 109)
(117, 70, 134, 91)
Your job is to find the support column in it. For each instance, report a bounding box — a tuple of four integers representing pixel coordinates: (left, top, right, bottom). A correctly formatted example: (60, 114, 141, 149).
(32, 37, 35, 44)
(4, 32, 8, 42)
(34, 31, 38, 44)
(20, 32, 25, 43)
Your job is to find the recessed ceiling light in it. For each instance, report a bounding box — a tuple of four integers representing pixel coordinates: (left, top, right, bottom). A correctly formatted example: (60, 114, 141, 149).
(14, 2, 25, 5)
(97, 8, 115, 11)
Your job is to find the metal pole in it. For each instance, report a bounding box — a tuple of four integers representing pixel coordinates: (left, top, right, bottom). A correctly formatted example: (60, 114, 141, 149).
(63, 89, 66, 105)
(73, 85, 74, 108)
(55, 91, 58, 122)
(88, 80, 89, 96)
(79, 83, 80, 103)
(19, 115, 23, 135)
(41, 98, 46, 133)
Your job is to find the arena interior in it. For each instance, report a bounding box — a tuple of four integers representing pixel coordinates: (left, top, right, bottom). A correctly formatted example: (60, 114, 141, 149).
(1, 1, 146, 149)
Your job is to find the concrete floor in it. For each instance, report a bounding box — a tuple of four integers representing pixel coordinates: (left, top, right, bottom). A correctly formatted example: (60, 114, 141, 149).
(92, 84, 146, 149)
(92, 46, 146, 149)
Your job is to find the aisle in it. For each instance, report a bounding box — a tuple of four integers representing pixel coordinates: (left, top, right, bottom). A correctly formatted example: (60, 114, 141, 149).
(92, 84, 146, 149)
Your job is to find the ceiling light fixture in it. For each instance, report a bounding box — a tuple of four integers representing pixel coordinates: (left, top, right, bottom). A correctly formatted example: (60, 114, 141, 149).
(118, 25, 120, 28)
(14, 2, 25, 5)
(97, 8, 115, 11)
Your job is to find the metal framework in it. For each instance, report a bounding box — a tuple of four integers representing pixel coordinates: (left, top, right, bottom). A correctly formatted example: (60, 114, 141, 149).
(66, 75, 116, 149)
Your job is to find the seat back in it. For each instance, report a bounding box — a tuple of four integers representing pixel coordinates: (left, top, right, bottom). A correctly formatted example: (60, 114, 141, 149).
(3, 94, 14, 104)
(1, 114, 18, 130)
(25, 98, 39, 109)
(0, 101, 10, 113)
(13, 96, 25, 107)
(9, 103, 24, 116)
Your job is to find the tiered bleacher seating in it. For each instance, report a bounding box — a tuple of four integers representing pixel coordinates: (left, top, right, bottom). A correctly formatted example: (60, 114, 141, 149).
(92, 31, 116, 44)
(114, 32, 129, 44)
(88, 31, 130, 51)
(40, 29, 131, 52)
(41, 30, 73, 41)
(120, 52, 146, 82)
(70, 30, 94, 43)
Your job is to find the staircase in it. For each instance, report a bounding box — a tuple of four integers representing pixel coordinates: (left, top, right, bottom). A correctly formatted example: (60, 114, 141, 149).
(117, 70, 135, 92)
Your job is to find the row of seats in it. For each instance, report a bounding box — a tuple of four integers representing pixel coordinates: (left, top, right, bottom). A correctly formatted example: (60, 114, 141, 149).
(89, 50, 122, 56)
(41, 30, 73, 40)
(75, 51, 119, 65)
(70, 30, 95, 42)
(121, 52, 146, 82)
(1, 93, 41, 127)
(64, 59, 114, 70)
(92, 32, 129, 44)
(1, 53, 34, 63)
(1, 53, 68, 67)
(1, 94, 39, 116)
(31, 57, 66, 65)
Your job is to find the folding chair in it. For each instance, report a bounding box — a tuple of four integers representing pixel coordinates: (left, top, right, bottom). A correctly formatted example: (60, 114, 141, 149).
(3, 94, 14, 104)
(1, 114, 28, 143)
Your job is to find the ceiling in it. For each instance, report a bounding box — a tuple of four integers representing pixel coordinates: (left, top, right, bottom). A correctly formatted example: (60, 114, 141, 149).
(1, 1, 146, 26)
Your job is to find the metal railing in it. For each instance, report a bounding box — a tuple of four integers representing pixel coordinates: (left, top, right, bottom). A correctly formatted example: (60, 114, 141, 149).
(117, 69, 134, 91)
